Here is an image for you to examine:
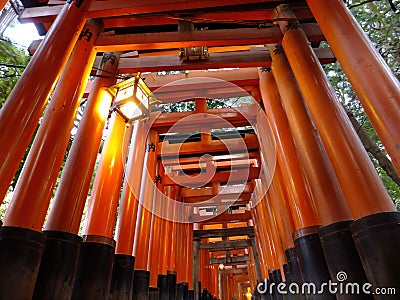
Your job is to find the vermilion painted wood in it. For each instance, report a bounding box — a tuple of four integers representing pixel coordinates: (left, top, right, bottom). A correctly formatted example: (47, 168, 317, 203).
(307, 0, 400, 174)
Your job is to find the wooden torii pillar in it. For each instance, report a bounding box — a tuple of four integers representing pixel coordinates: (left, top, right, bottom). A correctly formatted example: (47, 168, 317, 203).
(132, 130, 158, 299)
(0, 0, 91, 202)
(269, 45, 370, 292)
(111, 119, 148, 300)
(274, 4, 400, 292)
(0, 17, 100, 299)
(36, 52, 120, 299)
(306, 0, 400, 174)
(259, 69, 334, 298)
(72, 110, 128, 299)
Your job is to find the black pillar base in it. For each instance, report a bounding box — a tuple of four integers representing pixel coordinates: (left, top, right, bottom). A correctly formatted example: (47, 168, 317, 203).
(72, 236, 115, 300)
(294, 226, 335, 300)
(284, 249, 305, 300)
(188, 289, 195, 300)
(177, 282, 189, 300)
(350, 211, 400, 295)
(149, 287, 160, 300)
(269, 269, 283, 300)
(284, 248, 302, 285)
(197, 281, 202, 300)
(133, 269, 150, 300)
(257, 278, 271, 299)
(283, 263, 290, 283)
(0, 226, 45, 299)
(201, 288, 209, 300)
(319, 220, 372, 300)
(167, 270, 177, 300)
(110, 254, 135, 300)
(33, 230, 82, 300)
(158, 274, 169, 300)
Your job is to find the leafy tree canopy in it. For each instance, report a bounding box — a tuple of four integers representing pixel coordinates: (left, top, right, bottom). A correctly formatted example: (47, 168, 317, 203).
(0, 38, 30, 107)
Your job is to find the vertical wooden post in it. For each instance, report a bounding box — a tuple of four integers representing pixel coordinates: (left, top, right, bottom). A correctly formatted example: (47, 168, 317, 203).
(82, 112, 127, 238)
(249, 235, 263, 283)
(114, 120, 148, 255)
(133, 130, 158, 270)
(166, 186, 179, 273)
(255, 86, 319, 230)
(193, 236, 200, 300)
(149, 190, 164, 287)
(0, 0, 92, 202)
(265, 165, 295, 252)
(185, 222, 194, 290)
(249, 217, 270, 279)
(132, 130, 158, 299)
(30, 19, 103, 300)
(45, 52, 121, 234)
(4, 19, 101, 230)
(274, 4, 395, 218)
(72, 111, 128, 300)
(175, 219, 186, 284)
(258, 69, 333, 298)
(111, 120, 148, 300)
(274, 5, 400, 290)
(157, 197, 170, 272)
(269, 46, 353, 226)
(166, 186, 179, 300)
(269, 46, 370, 293)
(306, 0, 400, 173)
(0, 18, 100, 300)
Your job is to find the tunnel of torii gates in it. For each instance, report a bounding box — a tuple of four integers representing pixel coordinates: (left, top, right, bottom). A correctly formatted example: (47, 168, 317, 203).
(0, 0, 400, 299)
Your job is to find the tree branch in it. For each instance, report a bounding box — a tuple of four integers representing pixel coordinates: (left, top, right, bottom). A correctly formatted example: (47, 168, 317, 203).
(345, 107, 400, 186)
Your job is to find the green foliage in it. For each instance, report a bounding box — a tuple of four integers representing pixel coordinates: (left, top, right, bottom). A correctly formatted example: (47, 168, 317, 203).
(325, 0, 400, 207)
(0, 38, 30, 107)
(347, 0, 400, 77)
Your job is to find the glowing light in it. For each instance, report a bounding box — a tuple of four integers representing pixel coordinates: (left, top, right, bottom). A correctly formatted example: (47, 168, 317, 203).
(108, 74, 156, 123)
(119, 101, 141, 120)
(97, 90, 113, 120)
(218, 264, 224, 270)
(245, 287, 252, 299)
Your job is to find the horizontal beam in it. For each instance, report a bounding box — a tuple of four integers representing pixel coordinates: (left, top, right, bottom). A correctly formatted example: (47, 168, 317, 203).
(151, 84, 256, 105)
(28, 42, 335, 72)
(82, 67, 260, 98)
(221, 268, 249, 275)
(200, 239, 252, 251)
(20, 0, 310, 23)
(162, 152, 260, 167)
(181, 182, 253, 197)
(119, 49, 270, 73)
(210, 255, 250, 265)
(185, 197, 250, 206)
(117, 47, 335, 73)
(102, 8, 313, 29)
(193, 210, 251, 223)
(158, 134, 259, 157)
(94, 24, 323, 52)
(152, 109, 255, 134)
(162, 166, 260, 186)
(211, 249, 246, 257)
(194, 226, 255, 238)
